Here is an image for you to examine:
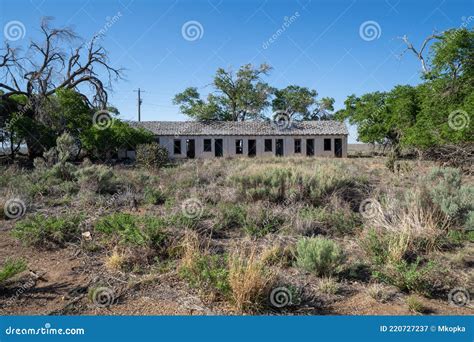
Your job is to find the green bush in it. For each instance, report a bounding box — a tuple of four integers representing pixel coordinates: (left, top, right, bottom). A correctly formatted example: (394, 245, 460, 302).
(425, 167, 473, 227)
(296, 237, 344, 276)
(143, 187, 166, 205)
(74, 164, 120, 194)
(56, 132, 78, 162)
(243, 206, 285, 238)
(180, 253, 230, 297)
(214, 203, 247, 231)
(95, 213, 166, 248)
(232, 164, 369, 205)
(0, 258, 27, 285)
(297, 207, 360, 236)
(136, 142, 169, 169)
(373, 258, 435, 295)
(12, 214, 83, 248)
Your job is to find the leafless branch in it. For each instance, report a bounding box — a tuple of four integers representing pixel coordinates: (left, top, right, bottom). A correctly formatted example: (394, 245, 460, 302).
(397, 31, 444, 74)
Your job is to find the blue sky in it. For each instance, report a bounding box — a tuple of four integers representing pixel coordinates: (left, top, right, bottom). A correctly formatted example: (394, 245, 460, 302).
(1, 0, 472, 142)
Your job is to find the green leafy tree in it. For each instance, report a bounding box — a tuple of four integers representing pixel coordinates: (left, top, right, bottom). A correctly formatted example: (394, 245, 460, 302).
(337, 28, 473, 152)
(81, 120, 153, 160)
(272, 85, 335, 120)
(174, 63, 273, 121)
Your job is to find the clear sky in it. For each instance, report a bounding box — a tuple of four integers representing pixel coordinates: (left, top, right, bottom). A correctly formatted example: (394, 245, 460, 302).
(1, 0, 472, 142)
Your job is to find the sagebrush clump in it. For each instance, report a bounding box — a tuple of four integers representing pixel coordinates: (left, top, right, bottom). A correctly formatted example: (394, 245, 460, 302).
(12, 214, 83, 248)
(136, 142, 169, 169)
(296, 237, 344, 276)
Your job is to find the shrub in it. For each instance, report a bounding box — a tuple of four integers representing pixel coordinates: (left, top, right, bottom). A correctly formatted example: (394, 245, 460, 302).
(243, 205, 285, 238)
(296, 207, 360, 236)
(136, 142, 169, 169)
(74, 164, 120, 194)
(12, 214, 83, 248)
(143, 187, 166, 205)
(95, 213, 166, 248)
(372, 258, 435, 295)
(425, 167, 473, 227)
(179, 232, 230, 299)
(228, 248, 274, 312)
(295, 237, 344, 276)
(214, 203, 247, 231)
(0, 258, 27, 285)
(361, 229, 438, 295)
(56, 132, 78, 162)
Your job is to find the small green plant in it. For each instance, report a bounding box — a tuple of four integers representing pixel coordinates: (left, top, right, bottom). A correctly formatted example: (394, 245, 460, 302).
(295, 237, 344, 276)
(12, 214, 83, 248)
(143, 187, 166, 205)
(214, 203, 247, 231)
(74, 164, 120, 194)
(0, 258, 27, 285)
(180, 253, 230, 298)
(243, 206, 285, 238)
(372, 258, 435, 295)
(95, 213, 166, 248)
(136, 142, 169, 169)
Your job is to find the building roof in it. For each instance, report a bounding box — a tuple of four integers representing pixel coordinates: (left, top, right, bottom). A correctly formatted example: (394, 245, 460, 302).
(129, 120, 348, 136)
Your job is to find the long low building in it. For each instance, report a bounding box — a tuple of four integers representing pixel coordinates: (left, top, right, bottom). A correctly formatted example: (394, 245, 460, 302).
(128, 120, 348, 159)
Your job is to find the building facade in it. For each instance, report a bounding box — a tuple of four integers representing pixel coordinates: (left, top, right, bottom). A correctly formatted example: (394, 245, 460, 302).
(129, 120, 348, 159)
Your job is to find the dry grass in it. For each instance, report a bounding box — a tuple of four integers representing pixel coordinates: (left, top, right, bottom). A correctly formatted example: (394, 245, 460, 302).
(105, 248, 126, 272)
(228, 247, 275, 312)
(367, 188, 452, 258)
(317, 277, 340, 295)
(406, 295, 426, 314)
(366, 283, 397, 303)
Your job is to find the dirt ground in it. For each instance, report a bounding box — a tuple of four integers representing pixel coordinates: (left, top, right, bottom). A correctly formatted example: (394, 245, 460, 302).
(1, 228, 472, 316)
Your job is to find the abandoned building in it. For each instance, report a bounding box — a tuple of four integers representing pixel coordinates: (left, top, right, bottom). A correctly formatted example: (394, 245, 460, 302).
(127, 120, 348, 159)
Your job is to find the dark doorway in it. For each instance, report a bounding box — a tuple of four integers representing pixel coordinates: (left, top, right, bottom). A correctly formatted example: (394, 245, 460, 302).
(186, 139, 195, 159)
(334, 138, 342, 158)
(215, 139, 223, 157)
(248, 139, 256, 157)
(276, 139, 284, 157)
(306, 139, 314, 156)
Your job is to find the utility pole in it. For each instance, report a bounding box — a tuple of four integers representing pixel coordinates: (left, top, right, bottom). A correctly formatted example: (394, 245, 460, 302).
(133, 88, 145, 121)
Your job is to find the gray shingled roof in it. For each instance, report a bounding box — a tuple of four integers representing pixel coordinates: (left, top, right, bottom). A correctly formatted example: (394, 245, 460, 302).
(129, 120, 348, 136)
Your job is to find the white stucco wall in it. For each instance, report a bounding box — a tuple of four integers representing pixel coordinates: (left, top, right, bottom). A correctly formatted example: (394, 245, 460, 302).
(154, 135, 348, 159)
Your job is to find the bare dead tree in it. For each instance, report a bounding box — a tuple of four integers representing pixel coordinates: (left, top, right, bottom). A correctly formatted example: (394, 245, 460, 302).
(397, 32, 444, 74)
(0, 17, 124, 158)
